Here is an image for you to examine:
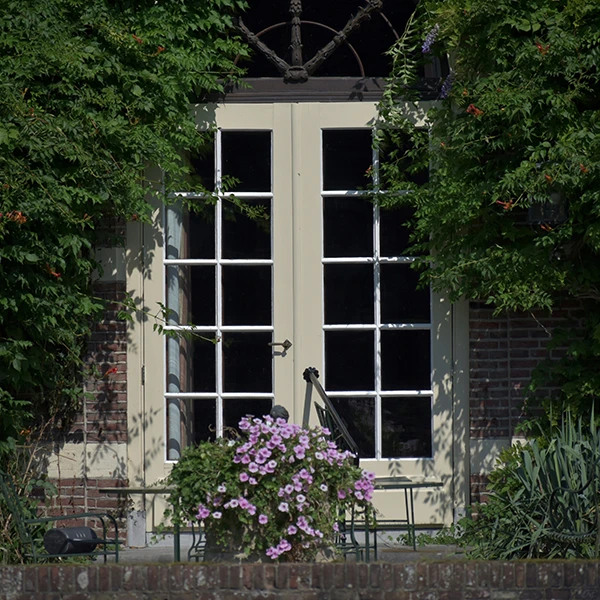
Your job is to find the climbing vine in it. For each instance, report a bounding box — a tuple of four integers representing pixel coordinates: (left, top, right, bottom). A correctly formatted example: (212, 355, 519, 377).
(380, 0, 600, 421)
(0, 0, 249, 452)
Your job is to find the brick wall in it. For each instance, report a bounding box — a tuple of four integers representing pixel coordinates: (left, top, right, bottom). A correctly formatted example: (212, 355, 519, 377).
(2, 561, 599, 599)
(44, 478, 129, 521)
(72, 281, 128, 445)
(468, 299, 585, 502)
(46, 280, 129, 531)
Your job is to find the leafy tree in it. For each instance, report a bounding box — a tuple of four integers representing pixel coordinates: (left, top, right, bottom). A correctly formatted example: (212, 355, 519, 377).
(380, 0, 600, 421)
(0, 0, 248, 452)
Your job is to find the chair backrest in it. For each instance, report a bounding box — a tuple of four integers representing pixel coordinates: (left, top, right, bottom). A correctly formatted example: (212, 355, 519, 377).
(0, 469, 35, 553)
(303, 367, 360, 464)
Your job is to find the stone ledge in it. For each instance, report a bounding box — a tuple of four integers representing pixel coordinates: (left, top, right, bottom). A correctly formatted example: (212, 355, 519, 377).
(1, 561, 598, 599)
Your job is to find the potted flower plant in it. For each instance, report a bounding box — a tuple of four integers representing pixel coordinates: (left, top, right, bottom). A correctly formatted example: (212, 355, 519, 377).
(167, 415, 375, 562)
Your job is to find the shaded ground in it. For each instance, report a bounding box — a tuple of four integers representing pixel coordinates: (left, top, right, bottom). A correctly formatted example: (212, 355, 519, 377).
(110, 541, 465, 564)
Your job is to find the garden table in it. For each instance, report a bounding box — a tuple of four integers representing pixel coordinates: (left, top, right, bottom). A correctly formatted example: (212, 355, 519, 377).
(373, 477, 444, 552)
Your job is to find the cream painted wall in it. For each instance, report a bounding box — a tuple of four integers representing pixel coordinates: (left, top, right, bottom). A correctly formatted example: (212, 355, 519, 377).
(470, 437, 528, 475)
(46, 442, 127, 480)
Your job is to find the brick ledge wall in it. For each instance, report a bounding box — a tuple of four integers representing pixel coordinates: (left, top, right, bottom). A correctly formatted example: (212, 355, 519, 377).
(1, 561, 599, 599)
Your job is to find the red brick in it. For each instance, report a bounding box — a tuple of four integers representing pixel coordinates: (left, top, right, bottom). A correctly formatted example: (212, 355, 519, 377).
(264, 564, 276, 589)
(275, 564, 289, 589)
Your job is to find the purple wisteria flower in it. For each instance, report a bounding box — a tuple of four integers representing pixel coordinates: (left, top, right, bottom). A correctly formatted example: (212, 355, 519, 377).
(439, 71, 455, 99)
(422, 24, 440, 54)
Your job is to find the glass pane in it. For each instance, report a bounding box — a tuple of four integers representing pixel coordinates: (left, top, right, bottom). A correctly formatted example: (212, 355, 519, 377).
(222, 266, 271, 326)
(380, 206, 414, 258)
(380, 265, 430, 324)
(224, 398, 273, 431)
(222, 198, 271, 259)
(381, 330, 431, 391)
(382, 397, 432, 458)
(188, 209, 216, 259)
(166, 265, 215, 326)
(377, 128, 429, 189)
(192, 337, 218, 393)
(323, 196, 373, 258)
(166, 206, 215, 260)
(223, 332, 272, 393)
(324, 264, 373, 324)
(167, 337, 216, 394)
(325, 330, 374, 391)
(189, 136, 215, 191)
(323, 129, 372, 191)
(221, 131, 271, 193)
(330, 397, 375, 459)
(193, 399, 217, 444)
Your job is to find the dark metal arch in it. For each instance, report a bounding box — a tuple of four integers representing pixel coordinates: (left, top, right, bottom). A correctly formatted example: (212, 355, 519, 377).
(236, 0, 402, 83)
(234, 20, 367, 78)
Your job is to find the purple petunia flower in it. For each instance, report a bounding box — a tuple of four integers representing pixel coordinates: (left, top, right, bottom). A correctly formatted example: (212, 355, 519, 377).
(197, 506, 210, 520)
(258, 514, 269, 524)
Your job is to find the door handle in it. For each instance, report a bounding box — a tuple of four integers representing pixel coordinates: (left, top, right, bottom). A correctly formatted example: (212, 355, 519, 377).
(269, 339, 292, 351)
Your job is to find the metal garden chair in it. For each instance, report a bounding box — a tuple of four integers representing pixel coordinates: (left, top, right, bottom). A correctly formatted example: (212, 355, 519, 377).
(0, 468, 119, 563)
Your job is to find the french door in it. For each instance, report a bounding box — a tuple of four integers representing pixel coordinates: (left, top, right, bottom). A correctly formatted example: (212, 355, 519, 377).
(141, 102, 462, 523)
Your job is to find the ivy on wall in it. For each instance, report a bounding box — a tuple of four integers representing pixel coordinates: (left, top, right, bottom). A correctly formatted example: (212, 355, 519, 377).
(0, 0, 249, 450)
(380, 0, 600, 421)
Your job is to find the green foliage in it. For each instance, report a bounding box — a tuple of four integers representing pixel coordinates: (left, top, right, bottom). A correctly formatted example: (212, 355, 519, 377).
(458, 415, 600, 559)
(0, 0, 248, 435)
(392, 526, 460, 548)
(381, 0, 600, 419)
(527, 307, 600, 425)
(382, 0, 600, 311)
(0, 430, 58, 564)
(166, 416, 375, 562)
